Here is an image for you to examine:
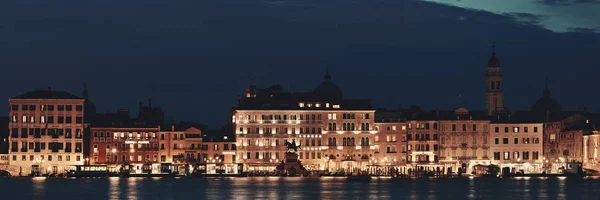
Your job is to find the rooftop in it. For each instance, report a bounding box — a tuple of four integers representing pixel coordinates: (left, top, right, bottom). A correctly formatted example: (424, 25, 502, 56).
(11, 89, 82, 100)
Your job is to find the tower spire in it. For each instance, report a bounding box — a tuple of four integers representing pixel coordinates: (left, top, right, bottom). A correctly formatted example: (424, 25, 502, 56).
(82, 82, 89, 99)
(324, 65, 331, 81)
(543, 76, 551, 97)
(492, 41, 496, 57)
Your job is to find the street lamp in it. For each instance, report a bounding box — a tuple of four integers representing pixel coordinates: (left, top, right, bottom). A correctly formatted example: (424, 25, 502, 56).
(85, 158, 89, 165)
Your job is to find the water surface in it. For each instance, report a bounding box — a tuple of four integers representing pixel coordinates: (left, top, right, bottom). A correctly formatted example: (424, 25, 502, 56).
(1, 177, 599, 199)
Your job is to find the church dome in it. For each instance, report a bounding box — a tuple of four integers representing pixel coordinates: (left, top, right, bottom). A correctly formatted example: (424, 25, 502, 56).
(313, 71, 343, 101)
(531, 85, 562, 115)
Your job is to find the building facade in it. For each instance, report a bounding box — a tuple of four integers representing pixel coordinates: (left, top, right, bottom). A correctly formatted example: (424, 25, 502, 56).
(8, 90, 85, 175)
(438, 108, 491, 174)
(489, 123, 544, 173)
(234, 72, 375, 172)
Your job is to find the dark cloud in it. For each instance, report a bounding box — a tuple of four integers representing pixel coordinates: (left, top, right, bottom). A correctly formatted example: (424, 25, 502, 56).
(0, 0, 598, 126)
(507, 12, 546, 26)
(536, 0, 600, 5)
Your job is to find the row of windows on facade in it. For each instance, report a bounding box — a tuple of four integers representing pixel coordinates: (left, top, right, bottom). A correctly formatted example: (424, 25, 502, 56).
(11, 154, 81, 162)
(493, 151, 540, 160)
(238, 127, 324, 134)
(236, 113, 369, 121)
(10, 104, 83, 112)
(441, 149, 488, 158)
(93, 132, 157, 140)
(11, 128, 83, 139)
(440, 135, 489, 145)
(169, 143, 235, 151)
(494, 126, 539, 133)
(11, 142, 82, 153)
(169, 154, 232, 163)
(326, 137, 371, 147)
(327, 123, 372, 131)
(11, 115, 83, 124)
(98, 154, 158, 163)
(407, 133, 438, 141)
(407, 144, 439, 152)
(494, 137, 541, 145)
(297, 102, 340, 109)
(94, 143, 158, 151)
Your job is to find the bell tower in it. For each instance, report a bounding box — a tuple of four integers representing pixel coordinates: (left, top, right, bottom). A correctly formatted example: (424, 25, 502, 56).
(486, 42, 504, 115)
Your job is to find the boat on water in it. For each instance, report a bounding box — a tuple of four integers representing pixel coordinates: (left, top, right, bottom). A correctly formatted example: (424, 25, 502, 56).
(67, 165, 108, 178)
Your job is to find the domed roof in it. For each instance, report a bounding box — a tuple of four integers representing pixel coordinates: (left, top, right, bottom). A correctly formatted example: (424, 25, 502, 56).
(313, 71, 343, 101)
(531, 83, 561, 114)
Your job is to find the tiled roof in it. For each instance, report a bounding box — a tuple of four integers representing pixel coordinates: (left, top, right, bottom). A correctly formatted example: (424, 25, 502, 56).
(11, 90, 82, 99)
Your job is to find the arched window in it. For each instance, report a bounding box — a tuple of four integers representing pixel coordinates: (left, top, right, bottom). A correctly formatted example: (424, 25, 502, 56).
(365, 138, 369, 146)
(361, 138, 365, 146)
(343, 123, 346, 131)
(361, 123, 365, 131)
(462, 124, 466, 131)
(491, 81, 495, 90)
(496, 81, 501, 89)
(366, 123, 370, 131)
(343, 138, 347, 146)
(351, 123, 355, 130)
(426, 144, 430, 151)
(333, 123, 337, 131)
(328, 123, 332, 131)
(328, 138, 332, 146)
(333, 138, 337, 146)
(351, 138, 355, 146)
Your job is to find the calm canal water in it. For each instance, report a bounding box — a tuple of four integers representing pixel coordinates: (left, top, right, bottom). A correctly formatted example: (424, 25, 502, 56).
(1, 177, 599, 199)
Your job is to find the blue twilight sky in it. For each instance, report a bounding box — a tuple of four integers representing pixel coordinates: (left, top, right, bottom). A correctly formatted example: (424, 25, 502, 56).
(0, 0, 598, 127)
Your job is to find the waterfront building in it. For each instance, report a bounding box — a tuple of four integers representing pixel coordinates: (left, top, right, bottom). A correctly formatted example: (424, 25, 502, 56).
(8, 89, 85, 175)
(489, 119, 544, 173)
(405, 118, 441, 173)
(200, 132, 239, 174)
(233, 71, 375, 172)
(583, 130, 600, 170)
(373, 109, 408, 174)
(89, 110, 160, 174)
(438, 108, 491, 174)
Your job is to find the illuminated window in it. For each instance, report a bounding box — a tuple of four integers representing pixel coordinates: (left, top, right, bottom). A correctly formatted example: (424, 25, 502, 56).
(307, 104, 312, 107)
(332, 105, 340, 109)
(298, 103, 305, 108)
(315, 103, 321, 107)
(325, 103, 330, 108)
(402, 126, 406, 131)
(513, 127, 519, 133)
(392, 126, 396, 131)
(22, 116, 27, 123)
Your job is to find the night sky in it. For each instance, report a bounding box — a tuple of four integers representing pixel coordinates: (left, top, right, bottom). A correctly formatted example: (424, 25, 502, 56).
(1, 0, 598, 126)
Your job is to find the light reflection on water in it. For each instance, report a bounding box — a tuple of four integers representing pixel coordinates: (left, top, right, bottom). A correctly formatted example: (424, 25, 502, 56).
(1, 177, 600, 199)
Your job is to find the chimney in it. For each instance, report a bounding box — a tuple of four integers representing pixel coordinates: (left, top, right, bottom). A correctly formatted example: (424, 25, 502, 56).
(149, 98, 152, 108)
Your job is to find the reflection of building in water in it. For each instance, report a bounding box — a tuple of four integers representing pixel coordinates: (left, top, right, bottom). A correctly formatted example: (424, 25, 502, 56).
(8, 89, 85, 175)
